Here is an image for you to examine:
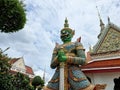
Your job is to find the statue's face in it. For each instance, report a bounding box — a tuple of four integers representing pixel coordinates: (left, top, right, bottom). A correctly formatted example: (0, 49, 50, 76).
(60, 29, 73, 43)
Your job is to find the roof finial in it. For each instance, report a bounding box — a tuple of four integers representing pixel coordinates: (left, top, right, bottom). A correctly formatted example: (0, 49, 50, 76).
(89, 44, 93, 53)
(64, 17, 69, 28)
(96, 6, 105, 31)
(43, 66, 46, 83)
(108, 16, 110, 24)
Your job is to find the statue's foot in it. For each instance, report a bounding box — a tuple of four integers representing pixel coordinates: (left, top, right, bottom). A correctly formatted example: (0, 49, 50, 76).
(81, 84, 95, 90)
(94, 84, 107, 90)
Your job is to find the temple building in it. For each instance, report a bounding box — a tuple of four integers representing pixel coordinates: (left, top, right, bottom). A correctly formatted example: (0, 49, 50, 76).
(81, 17, 120, 90)
(9, 57, 35, 79)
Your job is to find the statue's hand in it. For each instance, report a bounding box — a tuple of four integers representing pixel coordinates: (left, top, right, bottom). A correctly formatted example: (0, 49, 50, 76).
(58, 49, 67, 62)
(58, 55, 67, 62)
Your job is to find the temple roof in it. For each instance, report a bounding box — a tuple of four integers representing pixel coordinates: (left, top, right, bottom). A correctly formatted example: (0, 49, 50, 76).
(9, 58, 20, 64)
(83, 21, 120, 73)
(10, 58, 34, 75)
(81, 58, 120, 73)
(82, 59, 120, 68)
(92, 22, 120, 54)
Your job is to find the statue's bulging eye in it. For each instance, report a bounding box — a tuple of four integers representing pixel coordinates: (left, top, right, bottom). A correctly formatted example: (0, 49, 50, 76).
(61, 30, 66, 34)
(63, 31, 65, 33)
(66, 32, 69, 35)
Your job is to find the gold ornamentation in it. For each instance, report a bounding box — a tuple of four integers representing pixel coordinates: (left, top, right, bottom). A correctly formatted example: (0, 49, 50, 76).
(94, 84, 107, 90)
(76, 45, 84, 50)
(49, 78, 59, 83)
(59, 62, 64, 68)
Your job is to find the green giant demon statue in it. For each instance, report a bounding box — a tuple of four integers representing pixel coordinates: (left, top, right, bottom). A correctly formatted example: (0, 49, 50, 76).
(43, 18, 106, 90)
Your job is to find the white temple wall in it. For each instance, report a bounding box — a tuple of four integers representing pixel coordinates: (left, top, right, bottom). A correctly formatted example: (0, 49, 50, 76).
(85, 72, 120, 90)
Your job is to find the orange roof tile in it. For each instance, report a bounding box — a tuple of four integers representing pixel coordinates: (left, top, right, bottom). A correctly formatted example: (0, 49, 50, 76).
(25, 65, 34, 75)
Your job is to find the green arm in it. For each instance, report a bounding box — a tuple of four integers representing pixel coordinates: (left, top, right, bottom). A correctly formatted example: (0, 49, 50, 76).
(67, 42, 86, 65)
(67, 49, 86, 65)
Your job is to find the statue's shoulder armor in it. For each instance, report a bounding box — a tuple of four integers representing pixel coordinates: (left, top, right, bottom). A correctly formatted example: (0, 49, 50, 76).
(75, 42, 84, 50)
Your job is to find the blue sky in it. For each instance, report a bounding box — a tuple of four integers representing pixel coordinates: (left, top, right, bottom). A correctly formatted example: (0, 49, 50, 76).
(0, 0, 120, 83)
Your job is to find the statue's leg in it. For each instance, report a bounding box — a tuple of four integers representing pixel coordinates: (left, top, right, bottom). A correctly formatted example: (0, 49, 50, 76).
(68, 67, 94, 90)
(43, 70, 59, 90)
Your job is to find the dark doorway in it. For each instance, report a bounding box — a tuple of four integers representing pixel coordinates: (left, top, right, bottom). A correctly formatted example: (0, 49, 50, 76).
(114, 77, 120, 90)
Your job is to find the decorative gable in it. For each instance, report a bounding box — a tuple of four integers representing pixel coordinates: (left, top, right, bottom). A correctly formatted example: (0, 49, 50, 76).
(11, 57, 26, 73)
(97, 28, 120, 53)
(93, 22, 120, 54)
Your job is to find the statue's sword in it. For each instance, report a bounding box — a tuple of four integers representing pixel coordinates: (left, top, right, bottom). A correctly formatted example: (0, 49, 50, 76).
(59, 62, 64, 90)
(59, 47, 65, 90)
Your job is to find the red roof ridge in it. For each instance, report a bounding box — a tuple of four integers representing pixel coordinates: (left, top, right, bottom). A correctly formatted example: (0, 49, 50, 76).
(25, 65, 34, 75)
(9, 58, 20, 64)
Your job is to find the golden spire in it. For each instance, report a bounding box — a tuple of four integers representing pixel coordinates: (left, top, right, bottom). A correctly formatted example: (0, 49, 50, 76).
(64, 17, 69, 28)
(96, 6, 104, 31)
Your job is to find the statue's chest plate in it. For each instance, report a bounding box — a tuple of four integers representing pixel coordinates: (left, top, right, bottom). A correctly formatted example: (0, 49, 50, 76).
(62, 43, 75, 53)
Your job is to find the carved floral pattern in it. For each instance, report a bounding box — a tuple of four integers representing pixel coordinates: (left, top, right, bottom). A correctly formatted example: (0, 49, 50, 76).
(97, 28, 120, 53)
